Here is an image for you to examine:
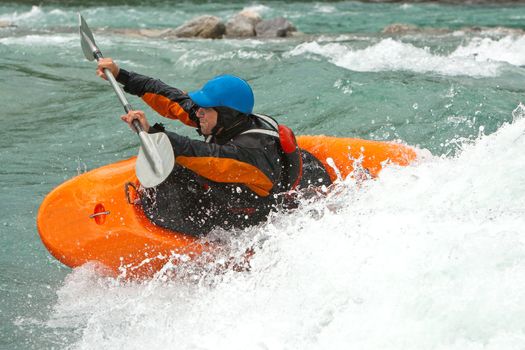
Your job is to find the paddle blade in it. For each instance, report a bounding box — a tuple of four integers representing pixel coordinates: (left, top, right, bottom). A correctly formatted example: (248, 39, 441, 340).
(78, 14, 98, 61)
(136, 132, 175, 188)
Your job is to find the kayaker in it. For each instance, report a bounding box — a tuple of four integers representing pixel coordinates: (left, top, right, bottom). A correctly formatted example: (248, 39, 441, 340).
(96, 58, 331, 236)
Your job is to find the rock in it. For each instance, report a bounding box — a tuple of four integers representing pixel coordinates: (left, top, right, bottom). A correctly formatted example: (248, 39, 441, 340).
(255, 17, 296, 38)
(382, 23, 449, 35)
(111, 28, 175, 38)
(225, 9, 262, 37)
(238, 9, 262, 24)
(382, 23, 419, 34)
(0, 20, 15, 28)
(138, 28, 174, 38)
(173, 15, 225, 39)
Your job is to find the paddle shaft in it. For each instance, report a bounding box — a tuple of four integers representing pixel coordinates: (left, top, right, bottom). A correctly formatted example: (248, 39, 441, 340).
(78, 14, 175, 185)
(91, 48, 161, 173)
(89, 49, 161, 173)
(91, 50, 144, 133)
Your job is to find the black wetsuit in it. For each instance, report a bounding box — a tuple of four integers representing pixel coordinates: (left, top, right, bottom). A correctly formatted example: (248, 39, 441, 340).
(117, 69, 332, 236)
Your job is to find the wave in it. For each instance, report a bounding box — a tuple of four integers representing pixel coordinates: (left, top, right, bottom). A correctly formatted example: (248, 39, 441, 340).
(0, 5, 73, 27)
(176, 49, 275, 68)
(451, 35, 525, 66)
(0, 34, 77, 46)
(0, 5, 43, 23)
(47, 105, 525, 349)
(286, 36, 525, 77)
(313, 4, 337, 13)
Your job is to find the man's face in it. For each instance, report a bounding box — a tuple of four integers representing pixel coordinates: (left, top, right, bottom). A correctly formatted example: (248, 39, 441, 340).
(196, 107, 218, 136)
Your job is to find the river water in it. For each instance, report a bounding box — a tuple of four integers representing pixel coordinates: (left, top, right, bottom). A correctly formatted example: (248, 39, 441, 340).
(1, 1, 525, 349)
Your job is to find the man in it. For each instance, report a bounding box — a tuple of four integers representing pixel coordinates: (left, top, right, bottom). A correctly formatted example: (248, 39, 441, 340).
(97, 59, 331, 236)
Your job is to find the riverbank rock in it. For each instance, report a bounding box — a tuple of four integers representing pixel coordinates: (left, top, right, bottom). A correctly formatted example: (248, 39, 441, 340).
(225, 9, 262, 37)
(109, 28, 175, 39)
(382, 23, 449, 35)
(138, 28, 174, 38)
(255, 17, 296, 38)
(0, 20, 15, 28)
(104, 13, 299, 40)
(173, 15, 225, 39)
(382, 23, 419, 34)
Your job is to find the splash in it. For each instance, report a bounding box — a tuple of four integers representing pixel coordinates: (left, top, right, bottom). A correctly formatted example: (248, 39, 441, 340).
(46, 109, 525, 349)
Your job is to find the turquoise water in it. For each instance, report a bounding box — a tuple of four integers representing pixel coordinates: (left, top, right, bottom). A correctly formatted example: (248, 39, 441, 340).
(1, 2, 525, 349)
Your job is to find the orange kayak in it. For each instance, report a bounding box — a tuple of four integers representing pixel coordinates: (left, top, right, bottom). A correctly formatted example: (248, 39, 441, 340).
(37, 135, 417, 278)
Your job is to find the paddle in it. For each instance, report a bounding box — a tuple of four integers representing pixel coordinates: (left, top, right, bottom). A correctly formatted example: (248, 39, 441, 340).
(78, 14, 174, 188)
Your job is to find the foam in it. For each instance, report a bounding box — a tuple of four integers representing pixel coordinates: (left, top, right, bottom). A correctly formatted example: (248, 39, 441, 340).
(47, 106, 525, 349)
(451, 35, 525, 66)
(0, 34, 77, 46)
(313, 4, 337, 13)
(176, 49, 274, 68)
(286, 38, 503, 77)
(0, 5, 43, 23)
(242, 4, 272, 15)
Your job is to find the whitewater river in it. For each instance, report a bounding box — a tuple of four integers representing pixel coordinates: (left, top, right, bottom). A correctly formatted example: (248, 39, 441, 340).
(1, 1, 525, 349)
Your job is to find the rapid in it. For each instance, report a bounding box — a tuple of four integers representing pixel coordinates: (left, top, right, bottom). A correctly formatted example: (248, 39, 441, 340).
(1, 1, 525, 349)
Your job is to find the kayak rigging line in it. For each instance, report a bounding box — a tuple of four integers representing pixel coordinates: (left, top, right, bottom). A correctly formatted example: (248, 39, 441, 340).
(89, 211, 110, 219)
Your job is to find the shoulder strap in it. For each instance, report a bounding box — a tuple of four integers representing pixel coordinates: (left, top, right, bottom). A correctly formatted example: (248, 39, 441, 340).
(240, 129, 279, 138)
(253, 113, 279, 131)
(239, 114, 280, 138)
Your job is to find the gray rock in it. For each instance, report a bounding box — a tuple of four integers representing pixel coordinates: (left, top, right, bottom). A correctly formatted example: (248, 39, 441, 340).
(225, 9, 262, 37)
(173, 15, 225, 39)
(255, 17, 296, 38)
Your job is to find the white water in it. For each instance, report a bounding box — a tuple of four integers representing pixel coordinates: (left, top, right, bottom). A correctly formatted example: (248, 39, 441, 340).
(47, 106, 525, 349)
(451, 35, 525, 67)
(176, 49, 275, 69)
(0, 5, 44, 23)
(0, 33, 77, 46)
(287, 35, 525, 77)
(0, 5, 75, 27)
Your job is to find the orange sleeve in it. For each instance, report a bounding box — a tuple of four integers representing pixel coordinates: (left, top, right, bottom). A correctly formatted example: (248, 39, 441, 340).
(142, 93, 198, 128)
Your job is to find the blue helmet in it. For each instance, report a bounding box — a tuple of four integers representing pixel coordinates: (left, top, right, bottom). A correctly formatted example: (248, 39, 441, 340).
(188, 75, 254, 114)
